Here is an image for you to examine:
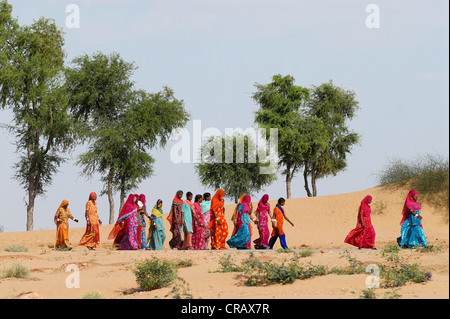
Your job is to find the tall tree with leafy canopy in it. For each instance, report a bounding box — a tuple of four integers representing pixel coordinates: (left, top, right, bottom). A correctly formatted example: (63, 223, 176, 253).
(253, 75, 360, 198)
(253, 74, 326, 198)
(304, 80, 360, 196)
(195, 134, 277, 203)
(66, 52, 190, 223)
(0, 1, 78, 230)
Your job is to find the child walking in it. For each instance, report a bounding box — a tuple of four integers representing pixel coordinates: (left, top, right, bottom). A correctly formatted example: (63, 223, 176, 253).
(268, 197, 294, 249)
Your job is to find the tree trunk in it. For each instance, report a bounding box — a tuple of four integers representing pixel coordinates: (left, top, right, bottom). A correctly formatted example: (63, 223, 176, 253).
(312, 169, 317, 197)
(119, 183, 125, 215)
(303, 164, 312, 197)
(285, 172, 292, 199)
(26, 185, 36, 231)
(108, 167, 115, 224)
(26, 156, 36, 231)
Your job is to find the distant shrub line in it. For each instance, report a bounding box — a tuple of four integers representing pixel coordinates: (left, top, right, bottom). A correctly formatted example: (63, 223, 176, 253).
(377, 153, 449, 222)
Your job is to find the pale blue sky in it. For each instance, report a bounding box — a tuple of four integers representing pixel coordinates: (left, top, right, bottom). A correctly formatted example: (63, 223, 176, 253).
(1, 0, 448, 232)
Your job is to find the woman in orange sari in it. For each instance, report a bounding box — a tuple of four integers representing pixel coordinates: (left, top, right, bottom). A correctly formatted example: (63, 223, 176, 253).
(79, 192, 102, 250)
(54, 199, 78, 250)
(208, 189, 228, 250)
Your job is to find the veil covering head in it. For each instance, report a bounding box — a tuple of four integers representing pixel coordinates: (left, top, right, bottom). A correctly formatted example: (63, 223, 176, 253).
(257, 194, 270, 212)
(54, 199, 69, 224)
(210, 189, 225, 212)
(401, 190, 421, 225)
(359, 195, 372, 215)
(232, 194, 246, 222)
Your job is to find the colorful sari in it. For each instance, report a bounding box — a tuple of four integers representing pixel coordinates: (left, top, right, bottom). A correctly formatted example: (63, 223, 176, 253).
(79, 193, 101, 249)
(201, 200, 211, 250)
(231, 194, 245, 237)
(181, 200, 195, 250)
(344, 195, 376, 249)
(108, 194, 139, 250)
(148, 200, 166, 250)
(253, 194, 270, 249)
(54, 199, 74, 250)
(192, 202, 206, 250)
(397, 190, 427, 248)
(138, 194, 149, 249)
(208, 189, 228, 249)
(168, 191, 184, 250)
(227, 195, 252, 249)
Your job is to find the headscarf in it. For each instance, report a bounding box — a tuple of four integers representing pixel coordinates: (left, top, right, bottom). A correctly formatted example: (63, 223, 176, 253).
(241, 195, 252, 213)
(151, 199, 163, 218)
(401, 190, 421, 225)
(173, 190, 183, 206)
(89, 192, 97, 201)
(257, 194, 270, 213)
(54, 199, 69, 225)
(358, 195, 372, 221)
(108, 194, 138, 240)
(167, 190, 184, 227)
(210, 189, 225, 213)
(139, 194, 147, 212)
(231, 194, 246, 223)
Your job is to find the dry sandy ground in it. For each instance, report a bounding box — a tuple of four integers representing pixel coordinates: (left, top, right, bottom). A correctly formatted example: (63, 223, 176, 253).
(0, 185, 448, 299)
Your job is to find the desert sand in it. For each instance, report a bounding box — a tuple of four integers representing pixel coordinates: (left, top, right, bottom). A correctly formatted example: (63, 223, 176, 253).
(0, 185, 448, 299)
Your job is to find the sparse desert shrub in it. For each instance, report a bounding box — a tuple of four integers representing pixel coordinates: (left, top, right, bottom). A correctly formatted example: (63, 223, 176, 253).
(3, 243, 28, 252)
(378, 262, 428, 288)
(132, 258, 178, 291)
(82, 291, 105, 299)
(377, 153, 449, 222)
(215, 254, 245, 273)
(0, 263, 30, 279)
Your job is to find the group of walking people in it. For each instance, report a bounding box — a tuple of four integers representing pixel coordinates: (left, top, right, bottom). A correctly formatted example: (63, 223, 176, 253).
(54, 188, 427, 251)
(344, 189, 428, 250)
(53, 189, 295, 251)
(166, 189, 294, 251)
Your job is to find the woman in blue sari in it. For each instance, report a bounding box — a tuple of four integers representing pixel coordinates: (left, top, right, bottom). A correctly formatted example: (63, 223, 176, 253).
(227, 195, 253, 249)
(397, 190, 427, 248)
(148, 199, 166, 250)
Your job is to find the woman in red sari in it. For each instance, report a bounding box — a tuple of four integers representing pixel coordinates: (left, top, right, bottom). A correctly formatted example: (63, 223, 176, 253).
(208, 189, 228, 250)
(79, 192, 102, 250)
(344, 195, 376, 249)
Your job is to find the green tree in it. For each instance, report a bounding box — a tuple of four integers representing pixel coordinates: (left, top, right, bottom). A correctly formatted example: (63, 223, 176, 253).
(253, 74, 327, 198)
(305, 80, 360, 196)
(0, 1, 77, 230)
(195, 134, 277, 203)
(66, 53, 190, 223)
(253, 75, 359, 198)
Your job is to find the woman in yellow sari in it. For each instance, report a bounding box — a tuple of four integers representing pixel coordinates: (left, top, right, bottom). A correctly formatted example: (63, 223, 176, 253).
(79, 192, 102, 250)
(54, 199, 78, 250)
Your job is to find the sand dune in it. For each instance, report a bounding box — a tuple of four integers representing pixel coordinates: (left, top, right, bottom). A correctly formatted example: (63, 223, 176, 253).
(0, 185, 448, 299)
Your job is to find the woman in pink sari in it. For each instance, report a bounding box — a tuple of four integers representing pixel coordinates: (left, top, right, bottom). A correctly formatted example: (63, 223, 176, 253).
(253, 194, 271, 249)
(108, 194, 140, 250)
(192, 194, 206, 250)
(344, 195, 376, 249)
